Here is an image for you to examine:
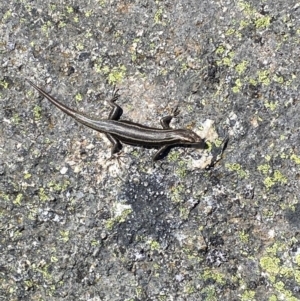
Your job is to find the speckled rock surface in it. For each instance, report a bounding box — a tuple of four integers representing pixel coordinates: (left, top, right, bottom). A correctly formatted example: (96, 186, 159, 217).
(1, 1, 300, 300)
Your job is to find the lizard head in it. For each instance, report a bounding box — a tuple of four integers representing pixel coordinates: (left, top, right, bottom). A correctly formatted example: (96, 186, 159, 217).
(177, 129, 204, 145)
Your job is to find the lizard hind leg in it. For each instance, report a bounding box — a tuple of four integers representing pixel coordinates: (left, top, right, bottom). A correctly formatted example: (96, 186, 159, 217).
(160, 106, 180, 129)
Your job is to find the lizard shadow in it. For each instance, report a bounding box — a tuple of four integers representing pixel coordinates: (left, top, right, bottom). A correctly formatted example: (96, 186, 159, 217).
(145, 139, 208, 161)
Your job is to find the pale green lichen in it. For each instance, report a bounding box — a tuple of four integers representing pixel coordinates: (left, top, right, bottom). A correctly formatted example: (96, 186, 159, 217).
(105, 204, 132, 230)
(85, 10, 93, 17)
(181, 62, 189, 72)
(24, 280, 35, 290)
(184, 283, 196, 294)
(232, 78, 243, 93)
(38, 188, 49, 202)
(215, 45, 225, 55)
(148, 239, 160, 251)
(291, 154, 300, 164)
(107, 65, 127, 84)
(0, 192, 10, 202)
(222, 51, 235, 67)
(179, 206, 190, 219)
(48, 179, 70, 192)
(265, 155, 272, 162)
(205, 141, 213, 152)
(225, 28, 235, 36)
(235, 60, 248, 75)
(35, 262, 52, 281)
(175, 161, 188, 178)
(273, 170, 287, 183)
(273, 74, 284, 84)
(91, 240, 100, 247)
(263, 178, 275, 189)
(66, 6, 73, 13)
(225, 163, 249, 178)
(24, 173, 31, 179)
(239, 230, 249, 243)
(33, 105, 42, 120)
(259, 240, 300, 299)
(170, 184, 185, 203)
(76, 42, 84, 51)
(12, 113, 20, 124)
(98, 0, 106, 6)
(58, 21, 66, 28)
(154, 7, 165, 25)
(257, 70, 271, 85)
(255, 16, 271, 29)
(50, 4, 56, 10)
(263, 170, 287, 189)
(238, 0, 272, 32)
(264, 101, 278, 111)
(260, 256, 281, 277)
(135, 286, 143, 298)
(241, 290, 255, 301)
(273, 281, 298, 301)
(280, 267, 294, 278)
(295, 270, 300, 284)
(202, 270, 226, 285)
(279, 134, 287, 141)
(239, 19, 250, 29)
(50, 256, 58, 263)
(28, 208, 38, 220)
(75, 93, 83, 102)
(0, 79, 9, 89)
(59, 230, 70, 242)
(266, 242, 285, 256)
(41, 21, 53, 36)
(257, 164, 271, 174)
(213, 138, 224, 148)
(200, 285, 217, 301)
(248, 78, 257, 86)
(168, 150, 180, 162)
(238, 1, 254, 15)
(2, 9, 12, 21)
(268, 295, 278, 301)
(13, 193, 23, 206)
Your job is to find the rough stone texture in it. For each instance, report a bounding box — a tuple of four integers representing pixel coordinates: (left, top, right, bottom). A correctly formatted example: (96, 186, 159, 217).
(1, 1, 300, 300)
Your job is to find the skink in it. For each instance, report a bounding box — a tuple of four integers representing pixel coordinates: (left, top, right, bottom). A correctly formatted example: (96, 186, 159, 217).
(26, 80, 204, 160)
